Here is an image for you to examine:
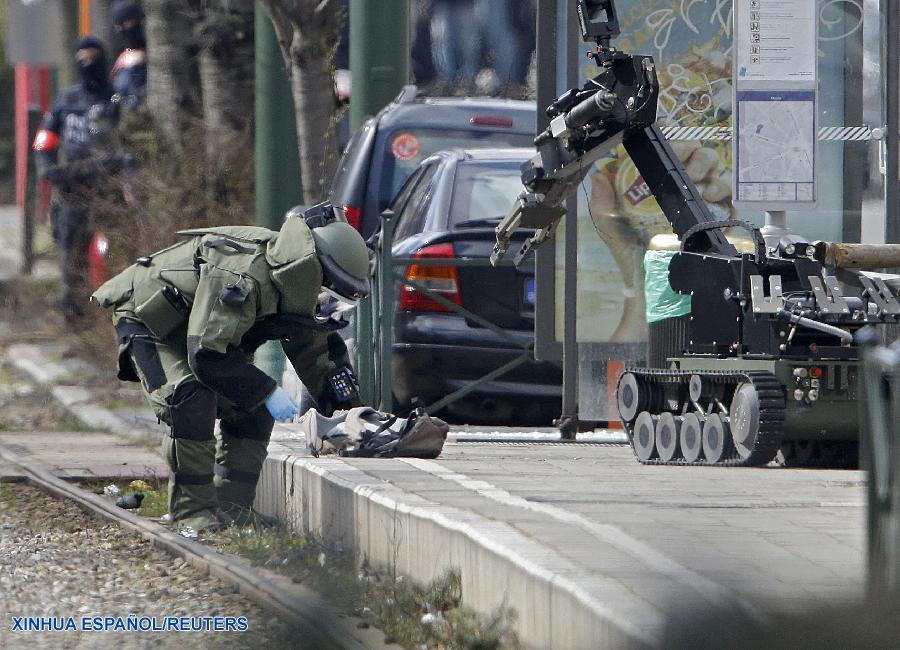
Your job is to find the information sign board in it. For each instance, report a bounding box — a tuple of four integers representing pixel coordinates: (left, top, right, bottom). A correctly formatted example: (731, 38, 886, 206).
(732, 0, 818, 210)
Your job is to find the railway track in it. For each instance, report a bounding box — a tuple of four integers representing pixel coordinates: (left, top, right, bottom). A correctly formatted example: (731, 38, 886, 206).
(0, 444, 373, 650)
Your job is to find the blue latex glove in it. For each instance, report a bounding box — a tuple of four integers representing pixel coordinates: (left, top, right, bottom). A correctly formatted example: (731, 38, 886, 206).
(265, 386, 299, 421)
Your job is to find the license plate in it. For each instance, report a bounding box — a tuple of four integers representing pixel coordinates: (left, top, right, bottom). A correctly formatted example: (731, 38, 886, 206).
(524, 278, 536, 306)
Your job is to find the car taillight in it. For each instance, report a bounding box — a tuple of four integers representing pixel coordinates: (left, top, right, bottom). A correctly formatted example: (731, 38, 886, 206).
(398, 243, 462, 313)
(470, 115, 514, 128)
(343, 205, 362, 230)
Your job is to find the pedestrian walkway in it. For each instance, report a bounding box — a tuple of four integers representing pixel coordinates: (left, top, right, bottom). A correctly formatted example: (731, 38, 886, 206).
(0, 205, 21, 282)
(257, 430, 866, 648)
(0, 284, 871, 648)
(0, 430, 166, 480)
(0, 203, 58, 282)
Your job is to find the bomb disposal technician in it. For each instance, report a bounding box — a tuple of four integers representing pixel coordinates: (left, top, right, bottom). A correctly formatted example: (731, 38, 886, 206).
(92, 207, 370, 533)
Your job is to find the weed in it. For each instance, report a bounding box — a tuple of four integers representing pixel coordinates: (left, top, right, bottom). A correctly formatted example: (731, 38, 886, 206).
(58, 413, 107, 433)
(101, 399, 143, 411)
(82, 476, 168, 519)
(135, 480, 168, 519)
(212, 526, 519, 649)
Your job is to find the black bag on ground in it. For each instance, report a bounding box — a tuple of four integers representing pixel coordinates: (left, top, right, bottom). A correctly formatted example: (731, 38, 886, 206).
(300, 407, 448, 459)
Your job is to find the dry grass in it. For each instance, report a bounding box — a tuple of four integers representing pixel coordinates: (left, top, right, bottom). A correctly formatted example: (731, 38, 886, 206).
(214, 525, 519, 649)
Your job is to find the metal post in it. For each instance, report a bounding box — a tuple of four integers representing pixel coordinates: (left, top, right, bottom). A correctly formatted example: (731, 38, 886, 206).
(533, 0, 562, 360)
(864, 344, 900, 594)
(349, 0, 409, 128)
(356, 304, 375, 405)
(558, 0, 580, 438)
(377, 213, 397, 411)
(535, 0, 558, 133)
(350, 0, 409, 404)
(885, 0, 899, 244)
(22, 110, 41, 275)
(254, 4, 302, 381)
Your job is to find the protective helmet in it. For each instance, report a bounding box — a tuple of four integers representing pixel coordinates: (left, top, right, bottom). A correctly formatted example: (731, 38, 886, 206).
(311, 221, 371, 303)
(111, 0, 145, 26)
(74, 37, 109, 93)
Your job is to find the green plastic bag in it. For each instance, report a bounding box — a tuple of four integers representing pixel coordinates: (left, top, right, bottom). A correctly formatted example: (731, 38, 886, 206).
(644, 250, 691, 324)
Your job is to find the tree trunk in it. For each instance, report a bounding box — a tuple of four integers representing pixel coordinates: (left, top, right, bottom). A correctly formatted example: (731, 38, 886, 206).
(290, 37, 340, 204)
(258, 0, 343, 205)
(145, 0, 202, 149)
(197, 0, 255, 187)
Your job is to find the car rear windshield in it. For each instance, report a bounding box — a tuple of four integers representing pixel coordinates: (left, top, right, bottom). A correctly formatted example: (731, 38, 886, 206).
(448, 161, 526, 228)
(379, 128, 532, 207)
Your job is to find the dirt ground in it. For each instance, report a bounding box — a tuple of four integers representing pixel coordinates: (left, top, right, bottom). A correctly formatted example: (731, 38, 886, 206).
(0, 275, 130, 432)
(0, 482, 311, 649)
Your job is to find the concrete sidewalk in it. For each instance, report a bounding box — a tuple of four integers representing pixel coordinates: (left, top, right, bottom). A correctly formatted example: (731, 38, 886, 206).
(0, 204, 57, 281)
(0, 430, 166, 480)
(0, 205, 21, 282)
(2, 322, 869, 649)
(257, 430, 865, 649)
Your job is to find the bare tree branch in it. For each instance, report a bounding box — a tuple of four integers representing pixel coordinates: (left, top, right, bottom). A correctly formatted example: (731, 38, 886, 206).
(315, 0, 340, 18)
(258, 0, 295, 72)
(258, 0, 343, 204)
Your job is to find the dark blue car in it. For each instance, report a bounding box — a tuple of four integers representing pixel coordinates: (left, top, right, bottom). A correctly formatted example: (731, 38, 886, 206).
(384, 148, 562, 424)
(328, 86, 537, 238)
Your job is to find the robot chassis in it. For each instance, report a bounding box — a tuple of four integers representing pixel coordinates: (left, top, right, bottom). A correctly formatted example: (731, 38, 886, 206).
(492, 0, 900, 467)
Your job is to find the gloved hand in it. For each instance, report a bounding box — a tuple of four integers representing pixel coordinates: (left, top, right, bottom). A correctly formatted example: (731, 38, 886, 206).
(265, 386, 299, 421)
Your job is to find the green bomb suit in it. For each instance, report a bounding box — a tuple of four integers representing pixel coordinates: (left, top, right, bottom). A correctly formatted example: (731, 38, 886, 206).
(93, 218, 357, 530)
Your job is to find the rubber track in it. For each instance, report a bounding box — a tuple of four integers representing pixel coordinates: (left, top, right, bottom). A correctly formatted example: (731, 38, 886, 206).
(620, 368, 786, 467)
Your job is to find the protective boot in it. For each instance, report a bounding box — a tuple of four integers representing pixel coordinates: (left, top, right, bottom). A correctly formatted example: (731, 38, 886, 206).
(164, 436, 220, 532)
(215, 409, 275, 527)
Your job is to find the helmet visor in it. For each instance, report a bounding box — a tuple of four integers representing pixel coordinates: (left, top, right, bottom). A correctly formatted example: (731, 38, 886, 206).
(320, 286, 360, 311)
(318, 252, 370, 303)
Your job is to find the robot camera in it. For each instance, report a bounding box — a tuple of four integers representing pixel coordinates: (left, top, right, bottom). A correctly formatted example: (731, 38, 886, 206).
(577, 0, 620, 45)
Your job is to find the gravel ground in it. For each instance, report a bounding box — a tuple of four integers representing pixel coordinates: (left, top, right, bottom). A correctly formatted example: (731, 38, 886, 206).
(0, 483, 312, 650)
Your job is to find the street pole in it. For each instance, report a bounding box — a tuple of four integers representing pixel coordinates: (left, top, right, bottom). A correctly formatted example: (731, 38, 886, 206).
(349, 0, 409, 405)
(348, 0, 409, 130)
(78, 0, 91, 36)
(57, 1, 78, 88)
(536, 0, 580, 438)
(885, 0, 899, 244)
(254, 4, 302, 381)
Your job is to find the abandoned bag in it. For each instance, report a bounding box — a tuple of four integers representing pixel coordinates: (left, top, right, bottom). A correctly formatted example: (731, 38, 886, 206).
(299, 406, 449, 459)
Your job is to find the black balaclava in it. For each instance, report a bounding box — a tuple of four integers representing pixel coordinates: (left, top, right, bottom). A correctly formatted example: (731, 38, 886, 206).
(112, 0, 147, 49)
(74, 36, 109, 94)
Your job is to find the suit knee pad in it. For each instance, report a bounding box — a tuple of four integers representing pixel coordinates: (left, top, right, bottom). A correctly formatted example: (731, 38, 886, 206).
(168, 381, 217, 441)
(220, 407, 274, 442)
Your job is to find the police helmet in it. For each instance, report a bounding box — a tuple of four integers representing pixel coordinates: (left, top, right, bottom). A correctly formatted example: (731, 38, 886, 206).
(111, 0, 145, 26)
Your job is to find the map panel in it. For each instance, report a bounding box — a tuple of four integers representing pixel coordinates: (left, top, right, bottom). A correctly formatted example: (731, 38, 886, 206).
(734, 90, 817, 206)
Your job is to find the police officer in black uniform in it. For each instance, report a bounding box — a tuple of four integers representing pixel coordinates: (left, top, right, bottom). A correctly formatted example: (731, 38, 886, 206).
(110, 0, 147, 108)
(33, 37, 120, 320)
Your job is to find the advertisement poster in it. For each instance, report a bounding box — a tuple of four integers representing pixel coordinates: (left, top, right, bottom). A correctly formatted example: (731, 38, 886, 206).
(560, 0, 737, 346)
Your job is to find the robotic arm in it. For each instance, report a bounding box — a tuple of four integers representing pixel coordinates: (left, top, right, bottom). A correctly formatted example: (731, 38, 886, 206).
(492, 0, 735, 267)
